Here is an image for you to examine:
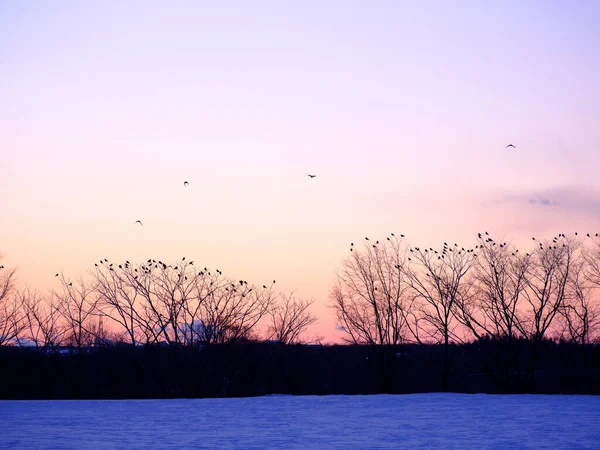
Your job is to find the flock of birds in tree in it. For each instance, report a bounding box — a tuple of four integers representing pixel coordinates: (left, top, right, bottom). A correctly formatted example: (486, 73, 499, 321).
(54, 255, 278, 292)
(349, 229, 600, 265)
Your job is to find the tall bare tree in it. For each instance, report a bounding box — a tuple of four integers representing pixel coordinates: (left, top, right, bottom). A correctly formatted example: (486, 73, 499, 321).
(521, 236, 576, 343)
(332, 235, 412, 347)
(463, 236, 530, 340)
(559, 257, 599, 345)
(564, 234, 600, 345)
(404, 242, 476, 391)
(93, 259, 145, 345)
(331, 235, 412, 392)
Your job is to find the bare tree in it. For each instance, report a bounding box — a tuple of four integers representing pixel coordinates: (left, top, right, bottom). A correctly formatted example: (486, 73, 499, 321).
(521, 236, 576, 343)
(0, 256, 24, 346)
(561, 234, 600, 345)
(197, 276, 275, 344)
(331, 235, 412, 392)
(332, 235, 412, 347)
(405, 243, 475, 343)
(55, 275, 100, 352)
(404, 242, 476, 391)
(463, 236, 531, 340)
(21, 289, 66, 353)
(93, 260, 145, 345)
(267, 292, 317, 344)
(559, 257, 600, 345)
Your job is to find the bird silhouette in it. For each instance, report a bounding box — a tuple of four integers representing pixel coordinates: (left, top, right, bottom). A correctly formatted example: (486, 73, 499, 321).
(307, 174, 316, 178)
(506, 144, 516, 148)
(184, 181, 189, 187)
(55, 273, 58, 277)
(134, 220, 143, 226)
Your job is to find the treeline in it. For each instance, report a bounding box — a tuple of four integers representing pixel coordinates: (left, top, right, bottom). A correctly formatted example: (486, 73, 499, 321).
(1, 231, 600, 398)
(0, 339, 598, 399)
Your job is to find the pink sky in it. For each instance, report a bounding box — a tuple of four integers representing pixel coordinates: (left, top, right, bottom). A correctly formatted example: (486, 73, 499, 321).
(2, 1, 600, 341)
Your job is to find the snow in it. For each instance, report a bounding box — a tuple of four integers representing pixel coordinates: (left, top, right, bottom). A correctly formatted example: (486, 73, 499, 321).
(1, 394, 599, 449)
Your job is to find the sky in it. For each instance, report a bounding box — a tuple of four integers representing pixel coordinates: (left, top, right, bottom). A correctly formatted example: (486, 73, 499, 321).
(1, 1, 600, 341)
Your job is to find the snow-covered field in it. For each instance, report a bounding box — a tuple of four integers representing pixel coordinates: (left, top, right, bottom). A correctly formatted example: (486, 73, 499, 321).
(1, 394, 599, 449)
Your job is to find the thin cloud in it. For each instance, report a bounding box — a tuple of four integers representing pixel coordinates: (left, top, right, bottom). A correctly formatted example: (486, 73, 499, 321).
(527, 197, 559, 206)
(504, 186, 600, 218)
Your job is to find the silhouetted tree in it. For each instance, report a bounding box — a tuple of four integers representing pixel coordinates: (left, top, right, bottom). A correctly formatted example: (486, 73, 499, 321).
(522, 236, 576, 343)
(93, 261, 145, 345)
(267, 292, 317, 344)
(21, 289, 66, 353)
(405, 243, 476, 391)
(55, 275, 100, 353)
(196, 274, 275, 344)
(461, 236, 530, 341)
(332, 235, 412, 392)
(0, 255, 24, 346)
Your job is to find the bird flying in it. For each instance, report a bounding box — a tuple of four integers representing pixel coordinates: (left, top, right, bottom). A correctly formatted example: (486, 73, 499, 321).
(134, 220, 143, 226)
(184, 181, 189, 187)
(307, 174, 316, 178)
(506, 144, 516, 148)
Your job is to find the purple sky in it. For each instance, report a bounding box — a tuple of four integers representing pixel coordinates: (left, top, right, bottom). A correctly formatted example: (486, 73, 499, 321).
(2, 1, 600, 340)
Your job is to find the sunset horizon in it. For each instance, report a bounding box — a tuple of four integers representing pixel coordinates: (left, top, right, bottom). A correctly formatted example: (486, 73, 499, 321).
(3, 2, 600, 343)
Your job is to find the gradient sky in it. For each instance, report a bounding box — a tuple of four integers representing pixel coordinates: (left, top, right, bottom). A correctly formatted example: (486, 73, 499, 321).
(2, 1, 600, 341)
